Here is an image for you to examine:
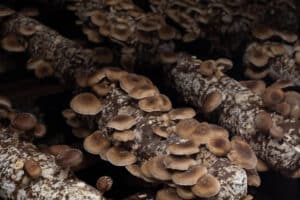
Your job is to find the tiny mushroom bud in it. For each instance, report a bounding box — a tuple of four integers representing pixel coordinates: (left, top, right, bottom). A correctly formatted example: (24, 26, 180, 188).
(56, 148, 83, 168)
(34, 61, 54, 78)
(1, 34, 27, 52)
(106, 147, 137, 166)
(70, 92, 103, 115)
(107, 115, 137, 131)
(172, 165, 208, 186)
(24, 159, 42, 179)
(156, 188, 183, 200)
(202, 91, 223, 113)
(12, 112, 37, 131)
(83, 131, 111, 154)
(96, 176, 113, 194)
(191, 174, 221, 198)
(138, 94, 172, 112)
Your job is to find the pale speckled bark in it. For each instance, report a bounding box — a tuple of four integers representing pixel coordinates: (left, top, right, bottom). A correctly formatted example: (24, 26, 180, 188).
(167, 54, 300, 174)
(0, 128, 104, 200)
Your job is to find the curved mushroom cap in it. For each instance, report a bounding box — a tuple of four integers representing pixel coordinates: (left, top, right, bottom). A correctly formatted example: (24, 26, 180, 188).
(92, 81, 112, 96)
(24, 159, 42, 179)
(72, 128, 90, 138)
(228, 137, 257, 169)
(120, 73, 152, 93)
(70, 93, 103, 115)
(138, 94, 172, 112)
(0, 95, 12, 108)
(152, 126, 171, 138)
(156, 188, 183, 200)
(168, 108, 196, 120)
(158, 25, 176, 40)
(0, 6, 15, 17)
(202, 90, 223, 113)
(252, 26, 274, 40)
(246, 46, 269, 67)
(12, 112, 37, 131)
(87, 69, 106, 86)
(246, 169, 261, 187)
(160, 52, 178, 64)
(111, 22, 132, 41)
(191, 174, 221, 198)
(56, 148, 83, 168)
(176, 119, 200, 139)
(20, 7, 39, 17)
(83, 131, 111, 154)
(18, 22, 37, 36)
(172, 165, 208, 186)
(107, 115, 137, 131)
(96, 176, 113, 194)
(34, 61, 54, 78)
(33, 123, 47, 138)
(256, 158, 269, 172)
(176, 187, 195, 199)
(104, 67, 128, 81)
(163, 156, 196, 171)
(1, 34, 27, 52)
(263, 87, 284, 106)
(89, 10, 106, 26)
(216, 58, 233, 71)
(255, 111, 273, 133)
(198, 60, 216, 77)
(106, 147, 137, 166)
(190, 122, 212, 145)
(148, 156, 172, 181)
(167, 141, 199, 155)
(48, 145, 71, 156)
(140, 160, 154, 179)
(112, 130, 135, 142)
(240, 80, 266, 96)
(244, 68, 269, 80)
(128, 85, 159, 99)
(206, 137, 231, 156)
(125, 164, 144, 179)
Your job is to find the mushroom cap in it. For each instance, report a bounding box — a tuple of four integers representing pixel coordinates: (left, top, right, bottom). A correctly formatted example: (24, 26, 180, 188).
(111, 22, 132, 41)
(246, 169, 261, 187)
(252, 26, 274, 40)
(128, 84, 159, 99)
(56, 148, 83, 168)
(1, 34, 27, 52)
(48, 145, 71, 156)
(202, 90, 223, 113)
(120, 73, 152, 93)
(89, 10, 106, 26)
(70, 92, 103, 115)
(228, 137, 257, 169)
(20, 7, 40, 17)
(104, 67, 128, 81)
(140, 160, 154, 179)
(156, 188, 183, 200)
(163, 156, 196, 171)
(148, 156, 172, 181)
(0, 6, 15, 17)
(176, 187, 195, 199)
(138, 94, 172, 112)
(34, 61, 54, 78)
(0, 95, 12, 108)
(198, 60, 216, 77)
(24, 159, 42, 179)
(172, 165, 208, 186)
(246, 45, 269, 67)
(12, 112, 37, 131)
(255, 111, 273, 133)
(83, 131, 111, 154)
(158, 25, 176, 40)
(240, 80, 266, 96)
(206, 137, 231, 156)
(18, 22, 37, 36)
(168, 108, 196, 120)
(96, 176, 113, 194)
(160, 52, 178, 64)
(72, 128, 91, 138)
(33, 123, 47, 138)
(191, 174, 221, 198)
(125, 164, 144, 179)
(216, 58, 233, 71)
(256, 158, 269, 172)
(244, 68, 269, 80)
(176, 119, 200, 139)
(87, 69, 106, 86)
(106, 147, 137, 166)
(112, 130, 136, 142)
(167, 141, 199, 155)
(190, 122, 212, 145)
(92, 81, 112, 96)
(107, 114, 137, 131)
(152, 126, 171, 138)
(263, 87, 284, 106)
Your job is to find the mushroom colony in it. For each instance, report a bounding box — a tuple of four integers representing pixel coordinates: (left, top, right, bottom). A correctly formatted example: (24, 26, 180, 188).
(0, 0, 299, 200)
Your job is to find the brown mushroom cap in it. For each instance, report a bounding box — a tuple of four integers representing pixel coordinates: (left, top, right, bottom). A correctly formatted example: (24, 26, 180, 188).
(92, 81, 112, 96)
(34, 61, 54, 78)
(246, 46, 269, 67)
(112, 130, 136, 142)
(206, 137, 231, 156)
(24, 159, 42, 179)
(0, 6, 15, 17)
(176, 187, 195, 199)
(1, 34, 27, 52)
(216, 58, 233, 71)
(111, 22, 132, 41)
(167, 141, 200, 155)
(33, 123, 46, 138)
(163, 156, 196, 171)
(198, 60, 216, 77)
(96, 176, 113, 194)
(252, 26, 274, 40)
(56, 148, 83, 168)
(228, 137, 257, 169)
(156, 188, 183, 200)
(0, 95, 12, 108)
(148, 156, 172, 181)
(202, 90, 223, 113)
(244, 68, 269, 80)
(89, 10, 106, 26)
(83, 131, 111, 155)
(263, 88, 284, 106)
(128, 84, 159, 99)
(20, 7, 40, 17)
(240, 80, 266, 96)
(120, 73, 152, 93)
(48, 145, 71, 156)
(158, 25, 176, 40)
(138, 94, 172, 112)
(70, 92, 103, 115)
(168, 108, 196, 120)
(160, 51, 178, 64)
(190, 122, 212, 145)
(72, 128, 91, 138)
(246, 169, 261, 187)
(12, 112, 37, 131)
(18, 22, 37, 36)
(256, 158, 269, 172)
(106, 147, 137, 166)
(87, 69, 106, 86)
(107, 115, 137, 131)
(255, 111, 273, 134)
(172, 165, 208, 186)
(152, 126, 171, 138)
(191, 174, 221, 198)
(125, 164, 144, 179)
(269, 124, 284, 139)
(176, 119, 200, 139)
(104, 67, 128, 81)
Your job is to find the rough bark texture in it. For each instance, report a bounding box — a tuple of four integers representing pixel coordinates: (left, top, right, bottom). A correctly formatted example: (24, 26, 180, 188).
(167, 54, 300, 175)
(0, 128, 104, 200)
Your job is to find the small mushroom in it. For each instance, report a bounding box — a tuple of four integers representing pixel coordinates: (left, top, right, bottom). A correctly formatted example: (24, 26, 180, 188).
(168, 108, 196, 120)
(1, 34, 27, 52)
(263, 87, 284, 107)
(148, 156, 172, 181)
(255, 111, 273, 134)
(112, 130, 135, 142)
(96, 176, 113, 194)
(158, 25, 176, 40)
(72, 128, 91, 138)
(160, 52, 178, 64)
(244, 68, 269, 79)
(107, 115, 137, 131)
(82, 27, 102, 43)
(172, 165, 208, 186)
(56, 148, 83, 168)
(175, 119, 199, 139)
(190, 122, 212, 145)
(202, 91, 223, 113)
(70, 92, 103, 115)
(89, 10, 106, 26)
(240, 80, 266, 96)
(48, 145, 71, 156)
(163, 156, 196, 171)
(199, 60, 216, 77)
(125, 164, 144, 179)
(246, 169, 261, 187)
(120, 73, 152, 93)
(24, 159, 42, 179)
(106, 147, 137, 166)
(104, 67, 128, 81)
(87, 69, 106, 86)
(83, 131, 111, 154)
(167, 141, 199, 155)
(216, 58, 233, 71)
(269, 124, 284, 139)
(251, 26, 274, 40)
(110, 22, 132, 41)
(138, 94, 172, 112)
(206, 137, 231, 156)
(34, 61, 54, 78)
(176, 187, 195, 199)
(228, 137, 257, 169)
(12, 112, 37, 131)
(152, 126, 171, 138)
(191, 174, 221, 198)
(256, 158, 269, 172)
(0, 96, 12, 108)
(156, 188, 183, 200)
(33, 123, 46, 138)
(20, 7, 39, 17)
(18, 22, 37, 36)
(246, 46, 269, 67)
(128, 85, 159, 100)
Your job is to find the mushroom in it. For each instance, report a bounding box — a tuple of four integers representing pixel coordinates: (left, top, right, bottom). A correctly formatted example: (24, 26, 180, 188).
(148, 156, 172, 181)
(87, 69, 107, 86)
(167, 141, 200, 155)
(152, 126, 171, 138)
(168, 108, 196, 120)
(1, 34, 27, 52)
(0, 6, 15, 17)
(216, 58, 233, 72)
(48, 145, 71, 156)
(160, 51, 178, 64)
(206, 137, 231, 156)
(172, 165, 208, 186)
(128, 85, 159, 99)
(156, 188, 183, 200)
(158, 25, 176, 40)
(228, 137, 257, 169)
(34, 61, 54, 78)
(110, 22, 132, 41)
(20, 7, 40, 17)
(56, 148, 83, 168)
(82, 27, 102, 43)
(202, 91, 223, 113)
(120, 73, 152, 93)
(256, 158, 269, 172)
(263, 87, 284, 107)
(198, 60, 216, 77)
(70, 92, 103, 115)
(24, 159, 42, 179)
(89, 10, 106, 26)
(106, 115, 137, 131)
(240, 80, 266, 96)
(163, 156, 196, 171)
(255, 111, 273, 134)
(12, 112, 37, 131)
(72, 128, 91, 138)
(190, 122, 212, 145)
(33, 123, 47, 138)
(0, 95, 12, 108)
(92, 81, 112, 96)
(106, 147, 137, 166)
(112, 130, 135, 142)
(18, 22, 37, 36)
(104, 67, 128, 81)
(246, 169, 261, 187)
(138, 94, 172, 112)
(96, 176, 113, 194)
(83, 131, 111, 154)
(244, 68, 269, 79)
(125, 164, 144, 179)
(191, 174, 221, 198)
(245, 45, 269, 67)
(176, 187, 195, 199)
(175, 118, 199, 139)
(251, 26, 274, 40)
